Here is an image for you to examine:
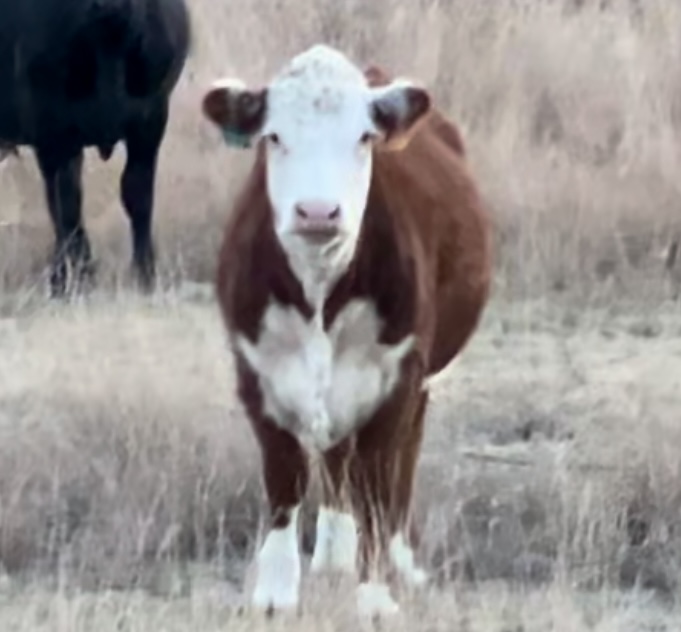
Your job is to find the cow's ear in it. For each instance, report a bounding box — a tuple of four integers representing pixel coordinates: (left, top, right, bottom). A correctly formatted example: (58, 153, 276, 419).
(202, 79, 267, 149)
(369, 79, 431, 151)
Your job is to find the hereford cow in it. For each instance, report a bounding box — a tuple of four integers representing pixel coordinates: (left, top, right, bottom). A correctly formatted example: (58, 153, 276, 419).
(202, 44, 492, 619)
(0, 0, 191, 296)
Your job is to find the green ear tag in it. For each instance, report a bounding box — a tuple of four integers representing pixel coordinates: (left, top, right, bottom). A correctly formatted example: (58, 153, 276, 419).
(222, 128, 252, 149)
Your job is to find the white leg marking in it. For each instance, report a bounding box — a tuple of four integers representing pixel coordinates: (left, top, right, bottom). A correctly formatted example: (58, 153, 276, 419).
(310, 507, 358, 574)
(389, 532, 428, 587)
(252, 506, 301, 611)
(356, 581, 400, 619)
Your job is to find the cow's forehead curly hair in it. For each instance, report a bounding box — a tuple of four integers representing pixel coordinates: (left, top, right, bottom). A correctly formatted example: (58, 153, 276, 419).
(266, 45, 369, 120)
(273, 45, 367, 88)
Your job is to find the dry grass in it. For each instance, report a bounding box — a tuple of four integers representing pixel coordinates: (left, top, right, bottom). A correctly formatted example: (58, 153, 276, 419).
(0, 580, 679, 631)
(1, 0, 680, 299)
(1, 293, 681, 630)
(2, 0, 681, 629)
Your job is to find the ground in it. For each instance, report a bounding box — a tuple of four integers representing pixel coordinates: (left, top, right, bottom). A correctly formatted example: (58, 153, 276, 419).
(0, 289, 680, 630)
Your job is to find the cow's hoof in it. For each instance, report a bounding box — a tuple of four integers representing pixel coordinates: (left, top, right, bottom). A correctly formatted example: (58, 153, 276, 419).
(251, 524, 301, 614)
(389, 533, 429, 588)
(357, 581, 400, 620)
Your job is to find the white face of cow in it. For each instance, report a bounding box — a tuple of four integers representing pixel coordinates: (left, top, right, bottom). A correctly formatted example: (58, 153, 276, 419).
(202, 45, 431, 277)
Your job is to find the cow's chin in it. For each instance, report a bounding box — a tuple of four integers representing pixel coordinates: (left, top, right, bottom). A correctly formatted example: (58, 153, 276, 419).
(297, 231, 343, 252)
(277, 227, 359, 300)
(279, 228, 348, 257)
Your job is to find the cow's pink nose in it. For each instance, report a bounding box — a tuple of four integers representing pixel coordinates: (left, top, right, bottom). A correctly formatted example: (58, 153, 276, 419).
(295, 200, 340, 221)
(294, 200, 341, 240)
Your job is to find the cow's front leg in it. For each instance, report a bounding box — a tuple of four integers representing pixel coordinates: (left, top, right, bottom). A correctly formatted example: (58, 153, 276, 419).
(387, 388, 430, 589)
(311, 440, 359, 576)
(250, 416, 309, 612)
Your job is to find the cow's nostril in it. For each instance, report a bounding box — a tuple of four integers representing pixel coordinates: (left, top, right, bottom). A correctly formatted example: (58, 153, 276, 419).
(295, 205, 308, 219)
(329, 206, 340, 220)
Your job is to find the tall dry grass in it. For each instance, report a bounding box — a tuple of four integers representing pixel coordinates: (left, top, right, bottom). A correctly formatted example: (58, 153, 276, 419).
(1, 1, 681, 628)
(1, 0, 680, 300)
(2, 293, 681, 618)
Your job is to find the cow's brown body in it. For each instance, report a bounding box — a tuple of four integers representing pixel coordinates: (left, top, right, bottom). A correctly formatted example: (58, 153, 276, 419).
(213, 63, 492, 611)
(217, 68, 490, 584)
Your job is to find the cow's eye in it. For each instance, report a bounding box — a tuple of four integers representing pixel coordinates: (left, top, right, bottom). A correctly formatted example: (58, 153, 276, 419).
(359, 132, 375, 145)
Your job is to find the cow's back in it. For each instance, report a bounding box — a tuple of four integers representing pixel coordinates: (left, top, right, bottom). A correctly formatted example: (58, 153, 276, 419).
(0, 0, 190, 146)
(367, 67, 492, 377)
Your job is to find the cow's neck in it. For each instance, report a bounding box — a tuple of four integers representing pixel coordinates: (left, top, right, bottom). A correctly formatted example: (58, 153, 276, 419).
(281, 236, 357, 315)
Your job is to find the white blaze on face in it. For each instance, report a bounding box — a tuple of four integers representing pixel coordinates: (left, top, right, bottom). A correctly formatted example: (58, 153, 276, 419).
(202, 44, 432, 299)
(261, 47, 375, 247)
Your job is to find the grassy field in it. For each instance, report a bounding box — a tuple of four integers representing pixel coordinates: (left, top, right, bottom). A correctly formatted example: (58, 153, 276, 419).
(1, 0, 681, 630)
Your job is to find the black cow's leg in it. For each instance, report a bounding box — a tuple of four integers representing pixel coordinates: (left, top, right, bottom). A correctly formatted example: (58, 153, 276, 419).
(121, 99, 169, 293)
(34, 146, 94, 298)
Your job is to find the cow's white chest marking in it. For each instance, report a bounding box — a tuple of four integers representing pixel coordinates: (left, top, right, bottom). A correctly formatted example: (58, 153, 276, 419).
(235, 299, 414, 451)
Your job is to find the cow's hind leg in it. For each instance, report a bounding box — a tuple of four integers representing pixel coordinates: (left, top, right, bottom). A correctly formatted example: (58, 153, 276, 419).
(34, 146, 95, 297)
(350, 430, 402, 619)
(249, 416, 309, 613)
(121, 99, 169, 293)
(349, 366, 422, 617)
(387, 389, 429, 589)
(311, 440, 359, 576)
(349, 357, 426, 619)
(310, 394, 426, 587)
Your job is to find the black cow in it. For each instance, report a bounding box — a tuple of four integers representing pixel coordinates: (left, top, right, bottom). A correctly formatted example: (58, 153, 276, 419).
(0, 0, 191, 296)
